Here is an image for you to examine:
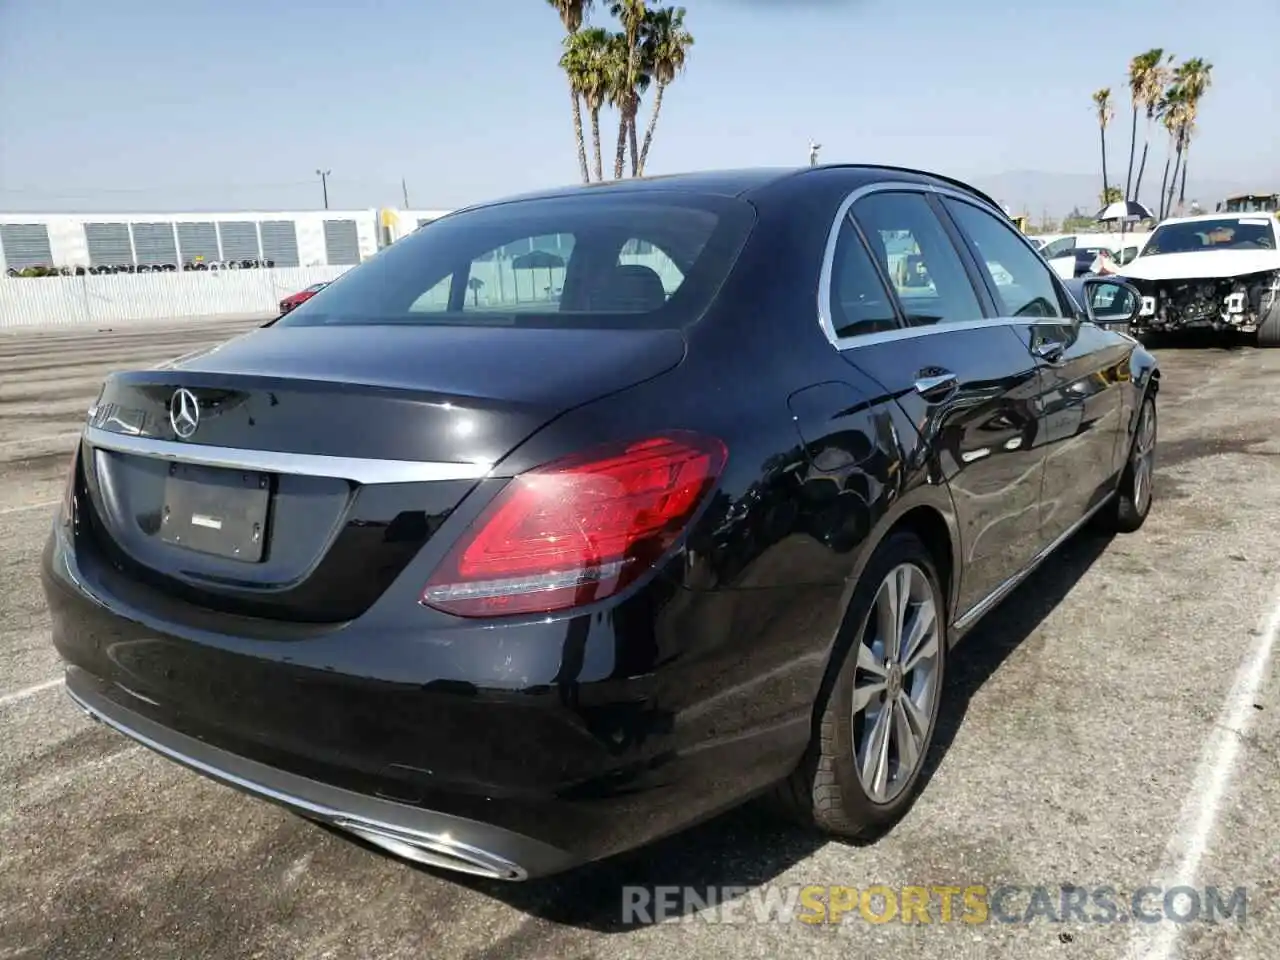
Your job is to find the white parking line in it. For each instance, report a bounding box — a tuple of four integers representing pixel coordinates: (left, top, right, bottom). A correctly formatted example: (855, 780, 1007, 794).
(0, 676, 63, 709)
(0, 499, 59, 517)
(1124, 581, 1280, 960)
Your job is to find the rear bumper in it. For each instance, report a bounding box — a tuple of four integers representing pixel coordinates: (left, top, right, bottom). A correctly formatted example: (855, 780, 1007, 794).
(63, 666, 569, 880)
(42, 510, 820, 878)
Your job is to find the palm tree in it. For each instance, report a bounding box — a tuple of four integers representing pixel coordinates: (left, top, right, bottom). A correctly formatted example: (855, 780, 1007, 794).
(1173, 58, 1212, 207)
(1158, 86, 1190, 219)
(636, 6, 692, 177)
(604, 32, 649, 178)
(1129, 49, 1172, 206)
(1122, 53, 1146, 204)
(1091, 88, 1114, 206)
(610, 0, 648, 176)
(546, 0, 595, 183)
(561, 27, 615, 180)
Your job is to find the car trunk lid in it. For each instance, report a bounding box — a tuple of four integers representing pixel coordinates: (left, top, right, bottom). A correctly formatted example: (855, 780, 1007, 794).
(78, 323, 685, 622)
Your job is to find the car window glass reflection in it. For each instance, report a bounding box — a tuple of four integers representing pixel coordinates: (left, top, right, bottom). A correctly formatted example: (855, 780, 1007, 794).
(1090, 282, 1136, 318)
(1041, 237, 1076, 258)
(828, 219, 900, 339)
(275, 195, 752, 331)
(943, 199, 1064, 319)
(851, 192, 984, 327)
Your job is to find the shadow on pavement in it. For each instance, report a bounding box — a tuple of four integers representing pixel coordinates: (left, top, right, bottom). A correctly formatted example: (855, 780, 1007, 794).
(922, 528, 1114, 786)
(429, 528, 1118, 935)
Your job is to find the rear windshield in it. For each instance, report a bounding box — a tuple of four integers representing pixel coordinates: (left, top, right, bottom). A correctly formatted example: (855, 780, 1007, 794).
(276, 192, 756, 330)
(1142, 218, 1277, 255)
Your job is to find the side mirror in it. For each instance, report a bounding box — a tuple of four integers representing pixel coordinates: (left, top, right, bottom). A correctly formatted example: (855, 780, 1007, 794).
(1081, 277, 1141, 326)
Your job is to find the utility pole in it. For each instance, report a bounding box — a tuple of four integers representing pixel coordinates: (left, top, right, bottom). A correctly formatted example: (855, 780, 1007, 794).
(401, 177, 410, 208)
(316, 169, 331, 210)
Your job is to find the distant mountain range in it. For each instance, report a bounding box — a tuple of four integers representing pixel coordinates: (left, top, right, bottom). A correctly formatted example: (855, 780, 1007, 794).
(964, 170, 1265, 221)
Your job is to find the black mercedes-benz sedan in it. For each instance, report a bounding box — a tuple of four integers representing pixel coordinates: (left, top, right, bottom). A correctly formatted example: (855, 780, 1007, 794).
(43, 165, 1159, 881)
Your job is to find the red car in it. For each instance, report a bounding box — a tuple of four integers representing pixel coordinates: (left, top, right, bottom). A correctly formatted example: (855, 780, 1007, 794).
(278, 282, 329, 315)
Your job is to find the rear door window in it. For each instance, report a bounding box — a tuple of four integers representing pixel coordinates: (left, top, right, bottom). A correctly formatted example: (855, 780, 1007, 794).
(826, 217, 901, 339)
(850, 191, 985, 326)
(278, 194, 755, 330)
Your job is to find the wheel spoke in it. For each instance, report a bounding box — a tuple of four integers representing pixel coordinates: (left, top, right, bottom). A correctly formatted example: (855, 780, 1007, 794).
(877, 566, 910, 661)
(901, 599, 938, 673)
(852, 678, 886, 714)
(894, 566, 911, 658)
(860, 706, 893, 799)
(901, 686, 931, 734)
(857, 641, 888, 678)
(891, 698, 921, 775)
(874, 578, 898, 660)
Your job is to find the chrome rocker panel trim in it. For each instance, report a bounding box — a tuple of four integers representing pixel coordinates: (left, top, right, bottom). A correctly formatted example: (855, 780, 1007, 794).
(953, 490, 1116, 634)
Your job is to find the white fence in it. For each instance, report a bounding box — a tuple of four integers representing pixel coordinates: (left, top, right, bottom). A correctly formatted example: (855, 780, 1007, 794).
(0, 266, 353, 330)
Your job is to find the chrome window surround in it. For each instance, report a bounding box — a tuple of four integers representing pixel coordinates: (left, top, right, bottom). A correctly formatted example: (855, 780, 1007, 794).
(85, 426, 493, 485)
(816, 181, 1074, 351)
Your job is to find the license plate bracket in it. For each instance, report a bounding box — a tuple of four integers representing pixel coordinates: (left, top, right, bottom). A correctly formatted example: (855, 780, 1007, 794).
(159, 463, 271, 562)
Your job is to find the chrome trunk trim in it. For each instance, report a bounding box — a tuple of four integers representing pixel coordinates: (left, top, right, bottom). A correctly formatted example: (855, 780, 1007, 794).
(85, 426, 493, 485)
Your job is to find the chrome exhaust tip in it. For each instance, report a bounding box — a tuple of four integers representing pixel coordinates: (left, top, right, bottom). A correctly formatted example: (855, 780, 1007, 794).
(332, 819, 527, 881)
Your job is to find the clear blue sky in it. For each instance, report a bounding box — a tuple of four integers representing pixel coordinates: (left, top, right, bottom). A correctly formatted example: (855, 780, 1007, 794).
(0, 0, 1275, 214)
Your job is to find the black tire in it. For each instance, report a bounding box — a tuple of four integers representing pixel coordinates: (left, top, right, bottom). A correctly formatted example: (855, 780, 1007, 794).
(1100, 389, 1157, 533)
(1257, 297, 1280, 348)
(772, 530, 946, 839)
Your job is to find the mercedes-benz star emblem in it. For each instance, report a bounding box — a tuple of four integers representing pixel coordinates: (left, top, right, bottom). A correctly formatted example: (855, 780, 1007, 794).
(169, 388, 200, 440)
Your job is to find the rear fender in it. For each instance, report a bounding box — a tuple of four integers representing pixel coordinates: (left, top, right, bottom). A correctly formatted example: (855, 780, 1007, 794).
(800, 471, 961, 754)
(825, 473, 963, 656)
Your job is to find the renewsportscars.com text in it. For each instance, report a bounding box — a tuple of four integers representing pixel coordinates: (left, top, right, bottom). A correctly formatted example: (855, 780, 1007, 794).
(620, 884, 1248, 926)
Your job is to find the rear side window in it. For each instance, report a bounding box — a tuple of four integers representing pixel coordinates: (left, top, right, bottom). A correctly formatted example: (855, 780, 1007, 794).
(276, 193, 755, 330)
(850, 191, 984, 326)
(827, 218, 901, 339)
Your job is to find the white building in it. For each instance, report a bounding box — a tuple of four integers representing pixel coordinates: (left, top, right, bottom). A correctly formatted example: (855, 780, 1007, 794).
(0, 207, 452, 272)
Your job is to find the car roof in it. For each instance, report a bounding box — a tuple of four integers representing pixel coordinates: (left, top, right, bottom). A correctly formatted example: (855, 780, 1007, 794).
(449, 164, 1003, 215)
(1157, 212, 1277, 225)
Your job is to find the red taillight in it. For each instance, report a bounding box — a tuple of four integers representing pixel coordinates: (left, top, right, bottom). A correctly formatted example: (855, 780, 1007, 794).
(421, 432, 727, 618)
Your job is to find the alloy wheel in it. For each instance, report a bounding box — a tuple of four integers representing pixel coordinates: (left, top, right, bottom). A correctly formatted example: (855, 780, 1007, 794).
(1132, 399, 1157, 512)
(851, 562, 942, 804)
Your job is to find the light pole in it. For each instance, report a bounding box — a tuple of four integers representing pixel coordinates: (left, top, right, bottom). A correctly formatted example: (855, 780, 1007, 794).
(809, 142, 822, 167)
(316, 169, 331, 210)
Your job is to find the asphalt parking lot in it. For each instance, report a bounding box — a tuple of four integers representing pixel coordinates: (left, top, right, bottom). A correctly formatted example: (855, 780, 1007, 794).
(1, 319, 1277, 960)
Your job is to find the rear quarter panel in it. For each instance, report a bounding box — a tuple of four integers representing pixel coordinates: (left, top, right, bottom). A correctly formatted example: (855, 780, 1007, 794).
(483, 171, 964, 779)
